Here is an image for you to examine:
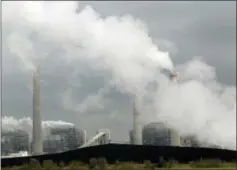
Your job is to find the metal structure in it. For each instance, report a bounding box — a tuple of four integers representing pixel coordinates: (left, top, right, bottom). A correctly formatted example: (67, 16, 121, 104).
(1, 130, 29, 156)
(181, 135, 200, 147)
(1, 126, 87, 156)
(79, 129, 110, 148)
(43, 126, 86, 153)
(32, 68, 43, 155)
(180, 135, 222, 149)
(1, 151, 29, 158)
(1, 70, 186, 157)
(142, 122, 180, 146)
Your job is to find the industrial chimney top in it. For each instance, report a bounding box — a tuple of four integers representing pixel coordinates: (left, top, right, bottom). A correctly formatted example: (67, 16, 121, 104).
(170, 72, 178, 78)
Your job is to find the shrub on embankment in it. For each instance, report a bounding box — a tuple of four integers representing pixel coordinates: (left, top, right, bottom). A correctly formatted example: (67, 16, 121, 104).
(1, 157, 236, 170)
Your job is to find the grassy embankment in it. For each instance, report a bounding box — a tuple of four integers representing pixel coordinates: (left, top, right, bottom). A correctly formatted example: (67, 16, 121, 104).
(2, 158, 236, 170)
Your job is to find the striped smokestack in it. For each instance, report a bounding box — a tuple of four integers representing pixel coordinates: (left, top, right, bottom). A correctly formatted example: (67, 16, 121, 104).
(32, 67, 43, 155)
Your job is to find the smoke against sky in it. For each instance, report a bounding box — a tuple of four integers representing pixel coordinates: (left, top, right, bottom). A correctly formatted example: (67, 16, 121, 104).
(153, 58, 236, 149)
(2, 1, 236, 150)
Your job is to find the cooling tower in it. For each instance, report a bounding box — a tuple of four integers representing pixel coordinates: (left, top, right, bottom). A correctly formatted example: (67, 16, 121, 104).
(169, 71, 181, 146)
(32, 68, 43, 155)
(132, 97, 143, 145)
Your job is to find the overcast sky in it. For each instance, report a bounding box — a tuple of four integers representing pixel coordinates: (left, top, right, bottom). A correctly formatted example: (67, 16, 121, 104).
(2, 1, 236, 141)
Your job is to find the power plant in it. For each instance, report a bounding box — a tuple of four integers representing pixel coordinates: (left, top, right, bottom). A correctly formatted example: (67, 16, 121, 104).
(130, 71, 181, 146)
(142, 122, 179, 146)
(30, 67, 110, 155)
(1, 130, 29, 156)
(2, 70, 187, 157)
(2, 67, 110, 157)
(32, 67, 43, 155)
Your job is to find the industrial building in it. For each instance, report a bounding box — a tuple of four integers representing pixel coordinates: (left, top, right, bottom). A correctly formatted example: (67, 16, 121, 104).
(181, 135, 200, 147)
(2, 67, 110, 157)
(43, 126, 86, 153)
(181, 135, 222, 149)
(1, 67, 189, 158)
(130, 71, 182, 147)
(1, 130, 30, 156)
(1, 126, 87, 156)
(142, 122, 181, 146)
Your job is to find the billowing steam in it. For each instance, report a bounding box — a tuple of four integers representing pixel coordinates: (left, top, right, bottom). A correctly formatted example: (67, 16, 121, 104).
(2, 2, 236, 150)
(2, 116, 74, 140)
(153, 58, 236, 149)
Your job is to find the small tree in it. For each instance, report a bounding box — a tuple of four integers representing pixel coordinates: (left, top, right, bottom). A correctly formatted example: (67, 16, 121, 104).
(157, 156, 165, 168)
(144, 160, 154, 169)
(68, 161, 84, 169)
(42, 160, 57, 169)
(89, 158, 97, 169)
(58, 161, 65, 168)
(113, 160, 120, 169)
(119, 162, 136, 170)
(98, 157, 107, 170)
(165, 159, 178, 168)
(190, 159, 222, 168)
(115, 160, 120, 166)
(28, 158, 41, 169)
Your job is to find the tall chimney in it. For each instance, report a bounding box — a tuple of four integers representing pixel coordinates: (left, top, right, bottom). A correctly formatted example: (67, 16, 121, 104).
(32, 67, 43, 155)
(132, 96, 142, 145)
(170, 72, 178, 83)
(169, 71, 181, 146)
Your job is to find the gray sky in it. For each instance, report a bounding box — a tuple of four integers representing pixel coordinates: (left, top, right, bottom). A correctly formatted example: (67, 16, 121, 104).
(2, 1, 236, 141)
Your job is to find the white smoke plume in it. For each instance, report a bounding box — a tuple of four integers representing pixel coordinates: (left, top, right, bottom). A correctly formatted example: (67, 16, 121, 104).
(2, 2, 236, 150)
(152, 58, 236, 149)
(1, 116, 74, 140)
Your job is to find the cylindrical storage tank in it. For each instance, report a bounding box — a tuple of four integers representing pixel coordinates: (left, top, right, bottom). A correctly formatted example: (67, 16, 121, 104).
(170, 130, 181, 146)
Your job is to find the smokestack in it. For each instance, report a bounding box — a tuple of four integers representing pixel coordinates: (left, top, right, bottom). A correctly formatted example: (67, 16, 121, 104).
(132, 96, 143, 145)
(82, 130, 87, 145)
(32, 67, 43, 155)
(169, 71, 181, 146)
(169, 71, 178, 83)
